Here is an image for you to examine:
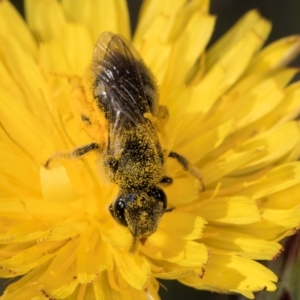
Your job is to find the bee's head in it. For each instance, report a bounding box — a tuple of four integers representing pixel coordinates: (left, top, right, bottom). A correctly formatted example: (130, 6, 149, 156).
(109, 186, 167, 251)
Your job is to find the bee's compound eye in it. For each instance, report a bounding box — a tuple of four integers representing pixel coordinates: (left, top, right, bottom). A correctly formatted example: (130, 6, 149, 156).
(110, 198, 128, 227)
(147, 186, 167, 209)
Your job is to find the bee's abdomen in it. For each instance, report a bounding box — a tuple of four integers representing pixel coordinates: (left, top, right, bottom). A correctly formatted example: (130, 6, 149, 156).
(104, 127, 164, 190)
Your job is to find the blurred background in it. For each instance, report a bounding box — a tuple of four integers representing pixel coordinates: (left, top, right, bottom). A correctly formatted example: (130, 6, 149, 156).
(6, 0, 300, 299)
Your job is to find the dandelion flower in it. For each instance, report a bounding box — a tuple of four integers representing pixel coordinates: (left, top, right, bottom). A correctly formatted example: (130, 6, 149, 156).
(1, 1, 300, 299)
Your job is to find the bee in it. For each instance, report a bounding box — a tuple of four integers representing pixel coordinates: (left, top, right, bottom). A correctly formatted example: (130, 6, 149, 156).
(45, 32, 204, 251)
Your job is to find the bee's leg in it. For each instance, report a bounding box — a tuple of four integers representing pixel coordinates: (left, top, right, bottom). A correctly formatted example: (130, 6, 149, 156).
(157, 105, 169, 126)
(168, 151, 205, 191)
(159, 176, 173, 186)
(165, 207, 175, 213)
(44, 143, 101, 168)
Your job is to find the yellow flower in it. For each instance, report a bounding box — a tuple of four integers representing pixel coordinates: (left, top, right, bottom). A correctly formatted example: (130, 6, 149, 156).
(0, 0, 300, 299)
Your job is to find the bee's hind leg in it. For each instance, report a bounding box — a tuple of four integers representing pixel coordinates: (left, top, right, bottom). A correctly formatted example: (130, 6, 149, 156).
(44, 143, 101, 168)
(168, 151, 205, 191)
(165, 207, 175, 213)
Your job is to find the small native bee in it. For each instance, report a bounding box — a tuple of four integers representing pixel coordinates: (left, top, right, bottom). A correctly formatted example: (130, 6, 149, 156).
(45, 32, 204, 251)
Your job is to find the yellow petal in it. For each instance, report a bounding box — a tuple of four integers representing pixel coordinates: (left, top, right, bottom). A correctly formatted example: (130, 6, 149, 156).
(0, 141, 40, 197)
(202, 69, 298, 147)
(46, 222, 85, 242)
(40, 166, 79, 203)
(179, 253, 277, 298)
(246, 35, 300, 74)
(206, 75, 285, 132)
(39, 41, 70, 75)
(0, 197, 78, 225)
(203, 225, 283, 260)
(227, 68, 297, 103)
(134, 0, 186, 43)
(143, 231, 209, 267)
(40, 24, 93, 76)
(135, 0, 213, 86)
(25, 0, 67, 42)
(112, 250, 151, 290)
(205, 10, 271, 70)
(101, 216, 132, 250)
(151, 260, 196, 279)
(262, 207, 300, 237)
(262, 184, 300, 209)
(0, 241, 60, 277)
(161, 13, 215, 92)
(0, 58, 25, 108)
(120, 287, 153, 300)
(175, 119, 233, 163)
(236, 121, 300, 174)
(77, 228, 112, 283)
(165, 177, 199, 206)
(186, 16, 270, 117)
(1, 244, 78, 299)
(242, 162, 300, 200)
(230, 218, 298, 242)
(147, 278, 160, 300)
(139, 41, 172, 85)
(0, 219, 49, 243)
(196, 196, 261, 224)
(159, 212, 206, 240)
(0, 0, 37, 56)
(162, 0, 211, 43)
(94, 272, 152, 300)
(62, 0, 130, 43)
(0, 87, 50, 163)
(0, 38, 53, 145)
(0, 267, 43, 299)
(164, 86, 194, 146)
(93, 273, 122, 300)
(201, 150, 264, 186)
(276, 81, 300, 124)
(39, 240, 79, 299)
(68, 284, 95, 300)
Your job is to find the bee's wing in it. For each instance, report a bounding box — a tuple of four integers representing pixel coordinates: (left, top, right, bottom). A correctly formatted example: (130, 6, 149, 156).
(91, 32, 159, 155)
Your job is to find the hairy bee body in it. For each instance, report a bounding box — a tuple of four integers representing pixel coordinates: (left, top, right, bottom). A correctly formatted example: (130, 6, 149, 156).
(82, 32, 168, 250)
(91, 45, 165, 190)
(46, 32, 202, 251)
(103, 126, 164, 190)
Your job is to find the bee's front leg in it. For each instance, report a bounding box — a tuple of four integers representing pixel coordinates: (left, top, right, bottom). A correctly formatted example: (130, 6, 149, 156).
(168, 151, 205, 191)
(44, 143, 101, 168)
(159, 176, 173, 186)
